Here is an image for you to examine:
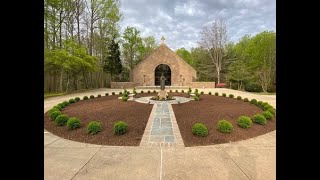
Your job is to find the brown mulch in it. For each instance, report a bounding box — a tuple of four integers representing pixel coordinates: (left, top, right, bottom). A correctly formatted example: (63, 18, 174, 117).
(44, 95, 153, 146)
(172, 95, 276, 147)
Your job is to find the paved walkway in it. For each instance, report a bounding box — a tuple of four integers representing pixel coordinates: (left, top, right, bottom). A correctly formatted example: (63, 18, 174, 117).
(44, 88, 276, 180)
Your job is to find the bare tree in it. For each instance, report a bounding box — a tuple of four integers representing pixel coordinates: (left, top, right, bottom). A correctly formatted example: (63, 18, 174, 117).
(199, 18, 228, 84)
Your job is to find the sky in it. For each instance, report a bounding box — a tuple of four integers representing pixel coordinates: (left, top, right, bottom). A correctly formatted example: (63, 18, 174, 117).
(119, 0, 276, 51)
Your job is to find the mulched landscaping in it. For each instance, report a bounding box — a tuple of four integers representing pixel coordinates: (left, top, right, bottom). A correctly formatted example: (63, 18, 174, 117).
(44, 95, 153, 146)
(172, 95, 276, 147)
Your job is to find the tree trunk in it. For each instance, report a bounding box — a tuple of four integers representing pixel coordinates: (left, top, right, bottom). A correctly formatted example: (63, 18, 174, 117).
(59, 70, 63, 92)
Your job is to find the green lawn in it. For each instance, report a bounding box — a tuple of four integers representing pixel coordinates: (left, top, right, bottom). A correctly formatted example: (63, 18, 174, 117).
(44, 92, 66, 99)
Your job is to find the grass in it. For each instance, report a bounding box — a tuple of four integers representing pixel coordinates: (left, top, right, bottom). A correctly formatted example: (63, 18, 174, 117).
(44, 92, 66, 99)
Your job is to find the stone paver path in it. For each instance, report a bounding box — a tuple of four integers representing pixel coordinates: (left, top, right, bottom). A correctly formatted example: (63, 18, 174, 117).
(44, 88, 276, 180)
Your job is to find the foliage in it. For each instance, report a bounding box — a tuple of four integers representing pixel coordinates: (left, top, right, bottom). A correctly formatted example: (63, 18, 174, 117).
(262, 111, 274, 120)
(192, 123, 208, 137)
(266, 108, 276, 116)
(208, 92, 212, 95)
(67, 117, 81, 129)
(112, 92, 115, 95)
(153, 90, 156, 93)
(55, 114, 69, 126)
(83, 96, 88, 100)
(181, 90, 185, 93)
(122, 26, 143, 70)
(243, 98, 249, 102)
(237, 96, 242, 100)
(237, 116, 253, 128)
(62, 101, 70, 106)
(105, 93, 109, 96)
(217, 120, 233, 133)
(148, 90, 151, 93)
(122, 96, 128, 101)
(194, 96, 200, 101)
(229, 94, 234, 98)
(103, 37, 122, 80)
(113, 121, 128, 135)
(250, 99, 257, 104)
(69, 99, 76, 103)
(141, 90, 144, 93)
(176, 48, 195, 67)
(90, 95, 95, 99)
(222, 93, 226, 97)
(201, 91, 204, 94)
(175, 90, 178, 93)
(252, 114, 267, 125)
(75, 97, 80, 101)
(49, 111, 61, 121)
(97, 94, 101, 98)
(215, 92, 219, 96)
(245, 82, 263, 92)
(87, 121, 102, 135)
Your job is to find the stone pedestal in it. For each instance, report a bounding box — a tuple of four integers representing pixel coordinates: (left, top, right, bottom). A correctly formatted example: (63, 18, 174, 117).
(158, 90, 168, 100)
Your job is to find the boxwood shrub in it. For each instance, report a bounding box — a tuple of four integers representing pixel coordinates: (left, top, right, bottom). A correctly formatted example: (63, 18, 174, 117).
(175, 90, 178, 93)
(97, 94, 101, 98)
(194, 95, 200, 101)
(112, 92, 115, 95)
(83, 96, 88, 100)
(55, 114, 69, 126)
(67, 117, 81, 129)
(250, 99, 257, 104)
(75, 97, 80, 102)
(217, 120, 233, 133)
(266, 108, 276, 116)
(153, 90, 156, 93)
(215, 92, 219, 96)
(237, 116, 253, 128)
(181, 90, 184, 93)
(113, 121, 128, 135)
(69, 99, 76, 103)
(90, 95, 95, 99)
(141, 90, 144, 93)
(105, 93, 109, 96)
(237, 96, 242, 100)
(87, 121, 102, 135)
(243, 98, 249, 102)
(229, 94, 234, 98)
(262, 111, 274, 120)
(252, 114, 267, 125)
(222, 93, 226, 97)
(49, 111, 61, 121)
(192, 123, 208, 137)
(62, 101, 70, 106)
(122, 96, 128, 101)
(208, 92, 212, 95)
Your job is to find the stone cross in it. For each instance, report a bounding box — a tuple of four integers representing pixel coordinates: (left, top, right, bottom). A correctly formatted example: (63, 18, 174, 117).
(161, 36, 165, 44)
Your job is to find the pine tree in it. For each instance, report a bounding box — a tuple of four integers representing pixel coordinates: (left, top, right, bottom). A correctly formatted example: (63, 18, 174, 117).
(104, 38, 122, 80)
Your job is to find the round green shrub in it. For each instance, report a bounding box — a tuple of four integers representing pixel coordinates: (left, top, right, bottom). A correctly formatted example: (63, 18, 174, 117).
(49, 111, 61, 121)
(119, 92, 123, 95)
(237, 116, 253, 128)
(53, 105, 62, 110)
(55, 114, 69, 126)
(181, 90, 185, 93)
(257, 101, 264, 107)
(201, 91, 204, 94)
(90, 95, 95, 99)
(215, 92, 219, 96)
(175, 90, 178, 93)
(250, 99, 257, 104)
(237, 96, 242, 100)
(67, 117, 81, 129)
(113, 121, 128, 135)
(245, 82, 262, 92)
(194, 96, 200, 101)
(229, 94, 234, 98)
(195, 89, 199, 93)
(153, 90, 156, 93)
(97, 94, 101, 98)
(83, 96, 88, 100)
(105, 93, 109, 96)
(262, 111, 274, 120)
(169, 90, 172, 92)
(141, 90, 144, 93)
(263, 104, 273, 111)
(48, 107, 60, 115)
(69, 99, 76, 103)
(217, 120, 233, 133)
(75, 97, 80, 102)
(208, 92, 212, 95)
(58, 103, 65, 108)
(252, 114, 267, 125)
(122, 96, 128, 101)
(266, 108, 276, 116)
(112, 92, 115, 95)
(62, 101, 70, 106)
(147, 90, 151, 93)
(87, 121, 102, 135)
(222, 93, 226, 97)
(192, 123, 208, 137)
(243, 98, 249, 102)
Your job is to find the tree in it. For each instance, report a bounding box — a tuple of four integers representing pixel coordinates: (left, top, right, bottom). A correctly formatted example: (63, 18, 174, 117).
(137, 36, 157, 62)
(176, 48, 195, 67)
(199, 18, 228, 84)
(104, 37, 122, 81)
(227, 60, 250, 90)
(122, 26, 143, 70)
(191, 47, 214, 81)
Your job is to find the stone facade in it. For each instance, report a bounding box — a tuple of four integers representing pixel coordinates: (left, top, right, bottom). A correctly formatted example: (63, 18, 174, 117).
(131, 43, 197, 86)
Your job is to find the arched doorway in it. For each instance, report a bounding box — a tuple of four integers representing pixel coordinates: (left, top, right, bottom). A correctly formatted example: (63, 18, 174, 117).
(155, 64, 171, 86)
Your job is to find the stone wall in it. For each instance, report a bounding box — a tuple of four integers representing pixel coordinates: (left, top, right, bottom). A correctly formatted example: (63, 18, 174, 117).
(110, 82, 136, 89)
(190, 82, 215, 88)
(132, 44, 197, 86)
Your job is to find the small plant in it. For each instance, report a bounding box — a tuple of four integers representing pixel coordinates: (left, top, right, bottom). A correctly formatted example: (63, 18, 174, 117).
(262, 111, 274, 120)
(217, 120, 233, 133)
(250, 99, 257, 104)
(192, 123, 208, 137)
(62, 101, 70, 106)
(237, 116, 253, 128)
(105, 93, 109, 96)
(83, 96, 88, 100)
(257, 101, 264, 108)
(113, 121, 128, 135)
(148, 90, 151, 93)
(48, 107, 60, 115)
(119, 92, 123, 95)
(55, 114, 69, 126)
(112, 92, 115, 95)
(97, 94, 101, 98)
(67, 117, 81, 129)
(243, 98, 249, 102)
(175, 90, 178, 93)
(188, 87, 192, 94)
(133, 88, 137, 95)
(122, 96, 128, 101)
(252, 114, 267, 125)
(266, 108, 276, 116)
(69, 99, 76, 103)
(263, 104, 273, 111)
(237, 96, 242, 100)
(222, 93, 226, 97)
(49, 111, 61, 121)
(169, 90, 172, 92)
(208, 92, 212, 95)
(53, 105, 62, 110)
(58, 103, 65, 108)
(215, 92, 219, 96)
(181, 90, 184, 93)
(201, 91, 204, 94)
(194, 95, 200, 101)
(90, 95, 95, 99)
(75, 97, 80, 102)
(87, 121, 102, 135)
(229, 94, 234, 98)
(194, 89, 199, 94)
(153, 90, 156, 93)
(141, 90, 144, 93)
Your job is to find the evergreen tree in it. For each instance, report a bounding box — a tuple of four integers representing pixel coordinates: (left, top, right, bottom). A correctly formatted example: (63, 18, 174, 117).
(104, 38, 122, 81)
